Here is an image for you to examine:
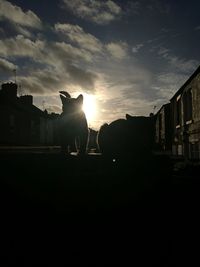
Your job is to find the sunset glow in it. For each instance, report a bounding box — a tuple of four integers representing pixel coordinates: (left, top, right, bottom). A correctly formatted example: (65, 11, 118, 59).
(82, 93, 97, 125)
(0, 0, 199, 128)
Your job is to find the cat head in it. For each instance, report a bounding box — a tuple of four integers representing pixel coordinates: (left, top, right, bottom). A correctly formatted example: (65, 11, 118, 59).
(126, 113, 155, 122)
(125, 113, 155, 131)
(59, 91, 83, 114)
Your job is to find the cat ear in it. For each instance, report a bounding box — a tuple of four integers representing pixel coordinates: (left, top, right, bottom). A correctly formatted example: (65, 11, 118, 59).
(126, 114, 132, 120)
(59, 91, 71, 98)
(76, 94, 83, 105)
(60, 94, 70, 106)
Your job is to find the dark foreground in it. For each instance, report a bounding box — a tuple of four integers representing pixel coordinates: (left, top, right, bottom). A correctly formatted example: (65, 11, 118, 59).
(0, 151, 200, 265)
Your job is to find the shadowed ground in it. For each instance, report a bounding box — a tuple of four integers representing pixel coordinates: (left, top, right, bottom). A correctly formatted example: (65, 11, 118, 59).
(0, 149, 199, 264)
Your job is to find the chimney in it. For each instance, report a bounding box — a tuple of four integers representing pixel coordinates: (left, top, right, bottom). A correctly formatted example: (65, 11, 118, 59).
(1, 82, 18, 102)
(19, 95, 33, 106)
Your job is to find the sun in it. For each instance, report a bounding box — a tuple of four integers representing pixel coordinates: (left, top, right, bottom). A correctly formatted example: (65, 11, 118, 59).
(82, 93, 97, 125)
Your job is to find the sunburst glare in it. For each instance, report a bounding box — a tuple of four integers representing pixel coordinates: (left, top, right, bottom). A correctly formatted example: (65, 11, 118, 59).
(82, 93, 97, 125)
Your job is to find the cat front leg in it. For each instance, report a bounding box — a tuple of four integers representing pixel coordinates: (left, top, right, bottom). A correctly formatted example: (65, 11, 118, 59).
(77, 130, 89, 155)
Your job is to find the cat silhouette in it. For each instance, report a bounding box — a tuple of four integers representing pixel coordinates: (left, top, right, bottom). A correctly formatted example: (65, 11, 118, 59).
(97, 118, 128, 158)
(97, 114, 155, 159)
(59, 91, 89, 155)
(125, 114, 155, 154)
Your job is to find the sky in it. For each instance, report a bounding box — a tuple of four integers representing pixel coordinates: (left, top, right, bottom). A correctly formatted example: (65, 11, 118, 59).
(0, 0, 200, 129)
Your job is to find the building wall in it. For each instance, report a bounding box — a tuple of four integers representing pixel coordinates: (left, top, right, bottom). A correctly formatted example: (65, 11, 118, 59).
(188, 73, 200, 159)
(0, 103, 40, 145)
(155, 108, 164, 148)
(171, 72, 200, 160)
(0, 105, 17, 144)
(0, 83, 60, 146)
(155, 104, 171, 152)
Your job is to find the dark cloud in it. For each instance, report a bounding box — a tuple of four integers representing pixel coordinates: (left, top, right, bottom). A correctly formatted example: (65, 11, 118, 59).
(17, 65, 97, 95)
(66, 64, 98, 91)
(0, 34, 98, 94)
(0, 57, 16, 74)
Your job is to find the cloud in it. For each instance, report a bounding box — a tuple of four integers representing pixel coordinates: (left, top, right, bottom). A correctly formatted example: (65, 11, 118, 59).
(0, 19, 33, 39)
(62, 0, 122, 24)
(0, 35, 92, 65)
(195, 26, 200, 31)
(45, 104, 62, 114)
(51, 41, 93, 64)
(106, 42, 128, 59)
(157, 47, 199, 73)
(132, 43, 144, 53)
(55, 23, 129, 60)
(151, 48, 199, 109)
(66, 64, 98, 91)
(0, 34, 98, 94)
(157, 72, 187, 86)
(0, 57, 17, 73)
(0, 27, 5, 35)
(94, 61, 157, 125)
(157, 47, 170, 57)
(15, 25, 33, 38)
(0, 35, 45, 59)
(147, 0, 170, 14)
(168, 56, 199, 73)
(18, 65, 98, 95)
(155, 72, 189, 100)
(124, 1, 140, 15)
(18, 69, 66, 94)
(54, 23, 103, 53)
(98, 94, 157, 125)
(0, 0, 42, 29)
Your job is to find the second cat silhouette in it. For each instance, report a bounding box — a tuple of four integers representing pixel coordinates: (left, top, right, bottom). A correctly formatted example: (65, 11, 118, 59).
(97, 114, 155, 159)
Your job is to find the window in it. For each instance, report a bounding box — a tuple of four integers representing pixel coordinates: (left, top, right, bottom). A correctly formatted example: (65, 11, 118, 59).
(159, 113, 162, 141)
(183, 89, 192, 123)
(176, 98, 181, 125)
(190, 142, 199, 160)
